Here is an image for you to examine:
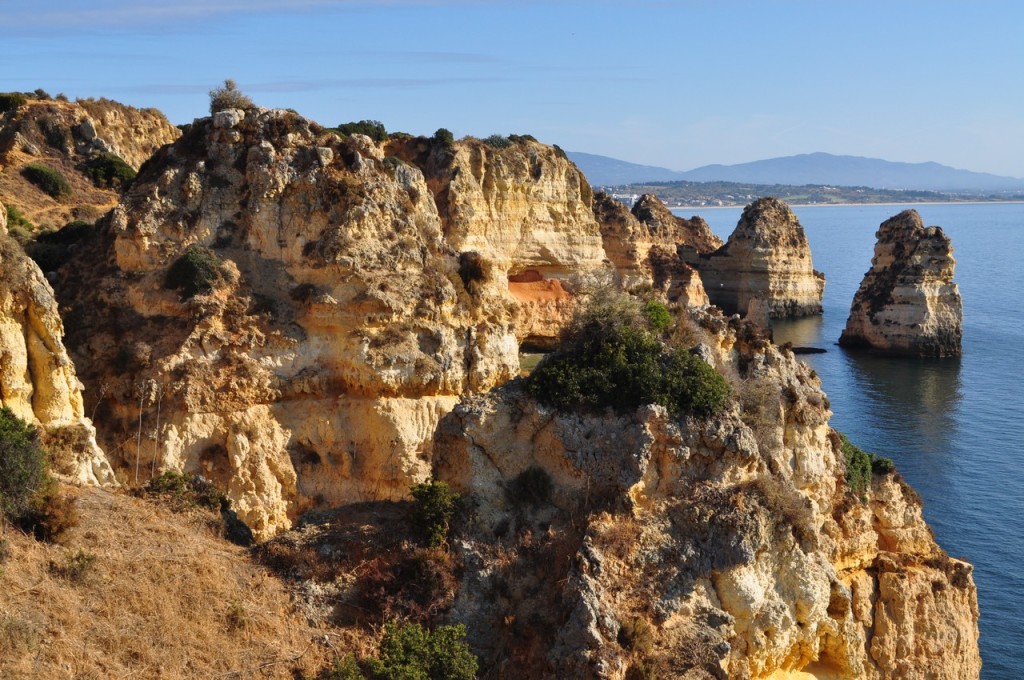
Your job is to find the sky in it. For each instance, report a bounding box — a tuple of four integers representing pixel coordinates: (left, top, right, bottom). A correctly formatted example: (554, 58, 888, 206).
(4, 0, 1024, 177)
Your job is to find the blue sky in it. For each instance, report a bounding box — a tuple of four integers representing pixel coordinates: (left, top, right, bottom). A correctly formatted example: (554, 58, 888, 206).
(4, 0, 1023, 177)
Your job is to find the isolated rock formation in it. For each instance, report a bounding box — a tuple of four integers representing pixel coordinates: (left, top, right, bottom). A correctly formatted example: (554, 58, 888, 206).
(0, 208, 114, 485)
(631, 192, 723, 254)
(0, 95, 179, 230)
(839, 210, 962, 356)
(433, 308, 980, 679)
(688, 197, 825, 318)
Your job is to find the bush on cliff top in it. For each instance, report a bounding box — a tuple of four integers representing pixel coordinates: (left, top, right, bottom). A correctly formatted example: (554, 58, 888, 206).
(335, 120, 388, 143)
(209, 79, 254, 114)
(527, 295, 729, 417)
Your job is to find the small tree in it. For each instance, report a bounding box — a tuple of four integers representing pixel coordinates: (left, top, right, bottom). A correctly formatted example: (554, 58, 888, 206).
(410, 480, 459, 547)
(367, 622, 478, 680)
(209, 79, 254, 114)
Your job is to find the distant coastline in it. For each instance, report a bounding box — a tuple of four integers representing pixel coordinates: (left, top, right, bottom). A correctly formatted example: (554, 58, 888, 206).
(668, 199, 1024, 211)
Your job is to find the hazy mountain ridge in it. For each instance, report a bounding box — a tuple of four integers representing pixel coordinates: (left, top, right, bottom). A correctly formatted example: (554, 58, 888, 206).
(570, 150, 1024, 193)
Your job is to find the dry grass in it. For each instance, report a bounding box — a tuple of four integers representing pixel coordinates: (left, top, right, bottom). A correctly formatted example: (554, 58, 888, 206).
(0, 485, 333, 679)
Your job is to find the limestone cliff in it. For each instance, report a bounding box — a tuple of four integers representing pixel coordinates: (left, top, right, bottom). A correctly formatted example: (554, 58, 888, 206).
(839, 210, 962, 357)
(688, 198, 824, 318)
(58, 112, 563, 539)
(593, 192, 710, 308)
(433, 308, 979, 679)
(0, 204, 114, 485)
(0, 96, 179, 231)
(393, 135, 609, 349)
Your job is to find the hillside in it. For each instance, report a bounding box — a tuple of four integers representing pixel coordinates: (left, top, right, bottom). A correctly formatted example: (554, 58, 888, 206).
(570, 150, 1024, 194)
(0, 485, 333, 679)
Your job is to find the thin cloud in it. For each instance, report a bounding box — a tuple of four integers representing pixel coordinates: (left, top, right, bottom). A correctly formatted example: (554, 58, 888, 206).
(1, 0, 503, 29)
(112, 76, 509, 96)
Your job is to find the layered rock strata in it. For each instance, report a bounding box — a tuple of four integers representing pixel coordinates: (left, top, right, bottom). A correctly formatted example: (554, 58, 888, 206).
(688, 197, 824, 318)
(433, 309, 980, 679)
(0, 206, 114, 485)
(839, 210, 962, 356)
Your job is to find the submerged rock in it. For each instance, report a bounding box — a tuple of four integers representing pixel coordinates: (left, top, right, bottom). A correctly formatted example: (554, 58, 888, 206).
(839, 209, 962, 357)
(686, 197, 825, 319)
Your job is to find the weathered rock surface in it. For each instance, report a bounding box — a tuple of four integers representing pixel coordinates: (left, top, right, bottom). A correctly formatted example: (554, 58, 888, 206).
(55, 110, 528, 538)
(839, 210, 962, 357)
(0, 215, 114, 485)
(0, 97, 180, 231)
(593, 191, 710, 307)
(688, 197, 824, 318)
(433, 309, 979, 679)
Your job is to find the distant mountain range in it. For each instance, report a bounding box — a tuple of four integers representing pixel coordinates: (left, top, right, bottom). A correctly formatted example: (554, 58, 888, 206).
(567, 151, 1024, 193)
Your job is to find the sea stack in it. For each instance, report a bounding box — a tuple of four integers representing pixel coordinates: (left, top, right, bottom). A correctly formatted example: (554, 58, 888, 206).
(687, 197, 825, 318)
(839, 209, 962, 356)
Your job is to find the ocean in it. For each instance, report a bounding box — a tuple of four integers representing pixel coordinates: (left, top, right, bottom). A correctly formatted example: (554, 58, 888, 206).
(673, 202, 1024, 679)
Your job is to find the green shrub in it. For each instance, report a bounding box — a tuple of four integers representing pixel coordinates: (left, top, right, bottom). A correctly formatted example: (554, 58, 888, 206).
(508, 466, 553, 508)
(432, 128, 455, 146)
(482, 134, 511, 149)
(164, 246, 224, 299)
(642, 300, 672, 332)
(4, 205, 35, 244)
(366, 622, 478, 680)
(0, 92, 27, 113)
(83, 152, 137, 189)
(21, 163, 72, 199)
(335, 120, 388, 142)
(840, 433, 896, 495)
(526, 298, 729, 417)
(324, 653, 366, 679)
(410, 480, 459, 548)
(0, 408, 48, 522)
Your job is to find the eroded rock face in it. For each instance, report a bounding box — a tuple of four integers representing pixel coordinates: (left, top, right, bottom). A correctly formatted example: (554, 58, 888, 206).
(593, 192, 710, 307)
(433, 309, 979, 679)
(0, 223, 114, 485)
(839, 210, 962, 357)
(689, 197, 825, 318)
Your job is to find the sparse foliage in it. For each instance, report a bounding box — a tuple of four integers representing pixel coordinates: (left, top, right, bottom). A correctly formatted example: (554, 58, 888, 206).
(0, 92, 27, 113)
(209, 79, 254, 114)
(0, 407, 47, 523)
(482, 134, 511, 149)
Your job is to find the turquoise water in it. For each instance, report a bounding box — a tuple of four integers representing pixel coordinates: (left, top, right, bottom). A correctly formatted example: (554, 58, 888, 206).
(675, 202, 1024, 679)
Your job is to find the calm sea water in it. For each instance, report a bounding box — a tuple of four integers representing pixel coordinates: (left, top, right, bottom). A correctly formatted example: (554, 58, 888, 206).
(674, 202, 1024, 679)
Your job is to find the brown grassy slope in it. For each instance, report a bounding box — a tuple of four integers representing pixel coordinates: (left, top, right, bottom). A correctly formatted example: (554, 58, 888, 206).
(0, 486, 333, 679)
(0, 97, 180, 231)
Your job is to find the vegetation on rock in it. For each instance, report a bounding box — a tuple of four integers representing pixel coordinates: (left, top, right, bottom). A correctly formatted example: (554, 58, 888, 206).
(209, 78, 254, 113)
(840, 432, 895, 495)
(0, 92, 28, 113)
(527, 296, 730, 417)
(335, 119, 388, 142)
(164, 245, 224, 299)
